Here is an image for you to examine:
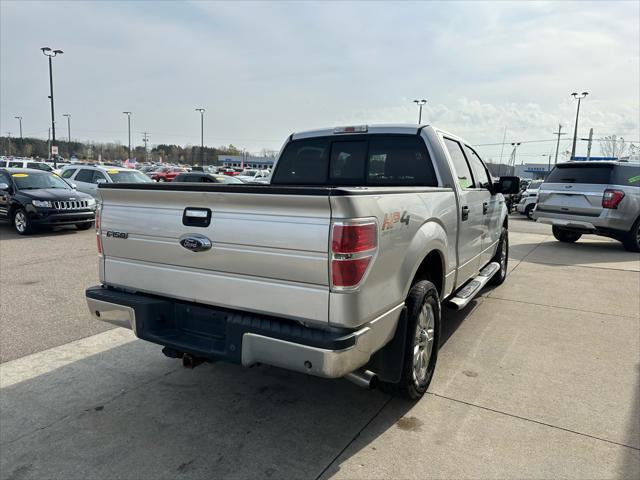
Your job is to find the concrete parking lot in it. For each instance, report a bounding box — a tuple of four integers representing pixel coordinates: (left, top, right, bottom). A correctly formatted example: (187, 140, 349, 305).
(1, 216, 639, 479)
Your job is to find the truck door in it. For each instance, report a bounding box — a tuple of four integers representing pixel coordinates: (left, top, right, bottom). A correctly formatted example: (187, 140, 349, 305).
(442, 137, 485, 285)
(463, 145, 499, 266)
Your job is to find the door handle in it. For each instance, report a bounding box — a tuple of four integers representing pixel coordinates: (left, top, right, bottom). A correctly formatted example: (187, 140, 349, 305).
(483, 202, 488, 214)
(461, 205, 469, 221)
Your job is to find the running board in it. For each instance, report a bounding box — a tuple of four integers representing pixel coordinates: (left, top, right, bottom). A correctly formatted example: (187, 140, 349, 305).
(447, 262, 500, 310)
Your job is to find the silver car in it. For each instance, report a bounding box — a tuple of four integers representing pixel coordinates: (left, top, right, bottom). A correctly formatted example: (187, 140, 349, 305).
(59, 165, 152, 197)
(533, 161, 640, 252)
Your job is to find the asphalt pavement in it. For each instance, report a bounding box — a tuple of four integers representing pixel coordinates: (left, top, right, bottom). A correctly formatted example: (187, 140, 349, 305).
(1, 215, 639, 479)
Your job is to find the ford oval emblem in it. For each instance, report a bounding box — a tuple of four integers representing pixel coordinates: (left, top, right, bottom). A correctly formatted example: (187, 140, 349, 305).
(179, 234, 212, 252)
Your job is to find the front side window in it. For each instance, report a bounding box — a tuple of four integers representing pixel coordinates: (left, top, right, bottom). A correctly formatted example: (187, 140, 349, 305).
(443, 138, 473, 189)
(8, 161, 22, 168)
(93, 171, 107, 183)
(463, 145, 491, 189)
(27, 162, 52, 171)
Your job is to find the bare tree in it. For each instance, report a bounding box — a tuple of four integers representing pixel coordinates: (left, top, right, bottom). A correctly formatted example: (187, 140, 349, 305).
(599, 135, 628, 158)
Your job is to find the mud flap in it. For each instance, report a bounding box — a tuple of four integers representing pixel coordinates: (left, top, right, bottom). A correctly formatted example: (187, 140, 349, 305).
(366, 307, 407, 383)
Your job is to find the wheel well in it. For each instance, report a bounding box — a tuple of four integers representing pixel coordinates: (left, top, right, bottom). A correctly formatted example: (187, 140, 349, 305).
(412, 250, 444, 297)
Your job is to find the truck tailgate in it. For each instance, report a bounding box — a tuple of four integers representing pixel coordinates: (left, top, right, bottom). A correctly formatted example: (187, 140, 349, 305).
(98, 186, 331, 324)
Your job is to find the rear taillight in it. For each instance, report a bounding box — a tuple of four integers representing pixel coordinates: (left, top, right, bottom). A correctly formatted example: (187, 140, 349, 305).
(602, 189, 625, 209)
(95, 205, 102, 255)
(330, 220, 378, 289)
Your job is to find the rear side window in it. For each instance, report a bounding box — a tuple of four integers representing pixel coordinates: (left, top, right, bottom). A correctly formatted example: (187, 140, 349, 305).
(61, 168, 76, 179)
(610, 165, 640, 187)
(0, 161, 6, 167)
(443, 138, 473, 189)
(271, 135, 437, 186)
(546, 165, 612, 184)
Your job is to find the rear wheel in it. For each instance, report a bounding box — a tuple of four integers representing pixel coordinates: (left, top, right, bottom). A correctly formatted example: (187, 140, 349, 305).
(552, 226, 582, 243)
(390, 280, 440, 400)
(622, 218, 640, 252)
(13, 208, 34, 235)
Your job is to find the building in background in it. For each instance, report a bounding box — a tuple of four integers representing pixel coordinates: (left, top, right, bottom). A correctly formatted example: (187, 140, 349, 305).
(219, 155, 275, 169)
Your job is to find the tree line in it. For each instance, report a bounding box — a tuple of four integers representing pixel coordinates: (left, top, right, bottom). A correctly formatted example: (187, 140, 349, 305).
(0, 135, 268, 165)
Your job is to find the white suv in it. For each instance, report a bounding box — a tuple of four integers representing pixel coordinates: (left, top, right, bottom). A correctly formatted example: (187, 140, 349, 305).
(516, 180, 544, 219)
(59, 165, 152, 197)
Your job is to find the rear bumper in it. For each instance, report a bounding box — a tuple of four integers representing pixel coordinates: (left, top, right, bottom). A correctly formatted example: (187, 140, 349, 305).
(534, 212, 630, 237)
(85, 286, 400, 378)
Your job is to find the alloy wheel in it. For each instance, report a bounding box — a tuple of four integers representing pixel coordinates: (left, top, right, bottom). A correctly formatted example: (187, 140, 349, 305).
(412, 303, 435, 387)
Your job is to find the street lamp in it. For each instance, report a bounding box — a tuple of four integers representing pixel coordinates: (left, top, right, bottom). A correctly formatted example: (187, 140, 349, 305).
(41, 47, 63, 168)
(510, 142, 521, 172)
(195, 108, 205, 167)
(63, 114, 71, 159)
(123, 111, 132, 160)
(14, 116, 22, 141)
(570, 91, 588, 160)
(413, 99, 427, 124)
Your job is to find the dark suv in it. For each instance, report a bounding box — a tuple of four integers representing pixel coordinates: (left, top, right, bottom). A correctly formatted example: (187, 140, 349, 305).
(0, 168, 96, 235)
(533, 161, 640, 252)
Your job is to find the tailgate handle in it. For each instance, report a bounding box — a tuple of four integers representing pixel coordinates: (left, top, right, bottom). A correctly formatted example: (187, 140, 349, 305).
(183, 208, 212, 227)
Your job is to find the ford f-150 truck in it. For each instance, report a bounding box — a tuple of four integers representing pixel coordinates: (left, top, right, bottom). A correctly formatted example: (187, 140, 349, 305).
(86, 125, 518, 399)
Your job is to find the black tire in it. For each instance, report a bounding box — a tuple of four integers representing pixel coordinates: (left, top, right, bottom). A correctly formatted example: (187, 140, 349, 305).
(75, 222, 93, 231)
(622, 217, 640, 252)
(552, 226, 582, 243)
(489, 227, 508, 285)
(524, 204, 535, 220)
(391, 280, 441, 400)
(13, 208, 34, 235)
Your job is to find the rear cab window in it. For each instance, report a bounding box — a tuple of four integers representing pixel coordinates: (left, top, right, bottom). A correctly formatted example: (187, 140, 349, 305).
(271, 134, 438, 186)
(546, 164, 613, 184)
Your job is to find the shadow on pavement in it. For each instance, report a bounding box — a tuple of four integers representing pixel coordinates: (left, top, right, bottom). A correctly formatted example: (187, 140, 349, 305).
(0, 222, 83, 241)
(0, 302, 481, 480)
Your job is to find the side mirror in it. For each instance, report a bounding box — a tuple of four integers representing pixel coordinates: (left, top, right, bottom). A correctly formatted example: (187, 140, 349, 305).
(95, 179, 107, 185)
(494, 176, 520, 194)
(70, 183, 77, 189)
(0, 182, 10, 191)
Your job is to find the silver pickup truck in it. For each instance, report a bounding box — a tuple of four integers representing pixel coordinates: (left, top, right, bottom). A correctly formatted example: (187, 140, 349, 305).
(86, 125, 518, 399)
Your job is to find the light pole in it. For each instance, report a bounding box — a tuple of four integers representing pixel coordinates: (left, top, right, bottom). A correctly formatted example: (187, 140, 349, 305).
(123, 112, 132, 160)
(41, 47, 63, 168)
(510, 142, 521, 173)
(552, 124, 567, 166)
(195, 108, 205, 167)
(63, 114, 71, 159)
(14, 116, 22, 141)
(413, 99, 427, 124)
(570, 91, 588, 160)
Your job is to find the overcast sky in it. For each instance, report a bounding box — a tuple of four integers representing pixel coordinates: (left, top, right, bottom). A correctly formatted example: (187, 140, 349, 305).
(1, 0, 638, 163)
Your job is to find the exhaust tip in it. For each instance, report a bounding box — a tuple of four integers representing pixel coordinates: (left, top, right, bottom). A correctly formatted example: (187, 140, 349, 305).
(345, 369, 378, 389)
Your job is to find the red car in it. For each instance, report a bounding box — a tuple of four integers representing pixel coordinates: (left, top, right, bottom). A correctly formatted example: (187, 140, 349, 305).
(150, 167, 187, 182)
